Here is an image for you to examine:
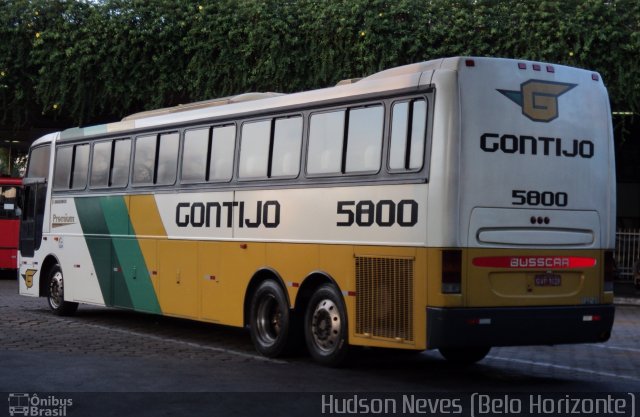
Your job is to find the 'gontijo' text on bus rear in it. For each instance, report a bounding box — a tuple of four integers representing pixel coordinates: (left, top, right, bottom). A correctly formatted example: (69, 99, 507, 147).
(481, 133, 594, 158)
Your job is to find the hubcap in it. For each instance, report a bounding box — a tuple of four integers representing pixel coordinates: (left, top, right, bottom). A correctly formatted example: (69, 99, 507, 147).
(49, 272, 64, 309)
(311, 299, 341, 353)
(256, 294, 282, 344)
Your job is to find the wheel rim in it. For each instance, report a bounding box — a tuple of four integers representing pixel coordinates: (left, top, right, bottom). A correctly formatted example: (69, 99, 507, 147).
(255, 293, 282, 345)
(310, 298, 341, 354)
(49, 271, 64, 310)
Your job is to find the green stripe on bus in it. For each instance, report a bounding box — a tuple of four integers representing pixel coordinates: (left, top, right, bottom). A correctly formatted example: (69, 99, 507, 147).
(74, 196, 117, 307)
(74, 196, 161, 314)
(100, 196, 161, 314)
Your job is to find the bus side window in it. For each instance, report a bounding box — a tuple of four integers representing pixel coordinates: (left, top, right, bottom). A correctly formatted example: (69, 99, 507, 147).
(209, 125, 235, 182)
(156, 132, 179, 185)
(271, 116, 302, 178)
(389, 99, 427, 171)
(53, 146, 73, 190)
(70, 144, 90, 190)
(133, 135, 156, 185)
(307, 110, 345, 175)
(91, 141, 111, 187)
(239, 120, 270, 179)
(91, 139, 131, 188)
(345, 105, 383, 173)
(182, 128, 209, 183)
(110, 139, 131, 187)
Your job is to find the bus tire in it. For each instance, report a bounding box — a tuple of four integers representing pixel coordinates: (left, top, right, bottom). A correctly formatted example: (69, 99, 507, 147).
(304, 284, 348, 367)
(249, 280, 292, 358)
(439, 346, 491, 364)
(47, 265, 78, 316)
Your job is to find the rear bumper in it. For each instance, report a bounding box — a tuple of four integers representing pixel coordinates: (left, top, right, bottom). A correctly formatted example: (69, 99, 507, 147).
(426, 305, 614, 349)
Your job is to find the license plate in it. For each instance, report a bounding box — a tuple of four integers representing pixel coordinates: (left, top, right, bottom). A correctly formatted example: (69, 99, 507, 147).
(534, 274, 562, 287)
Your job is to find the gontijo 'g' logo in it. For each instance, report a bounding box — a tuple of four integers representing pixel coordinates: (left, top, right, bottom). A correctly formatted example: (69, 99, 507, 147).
(498, 80, 577, 122)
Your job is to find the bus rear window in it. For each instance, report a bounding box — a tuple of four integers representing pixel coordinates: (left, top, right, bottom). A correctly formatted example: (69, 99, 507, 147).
(389, 99, 427, 171)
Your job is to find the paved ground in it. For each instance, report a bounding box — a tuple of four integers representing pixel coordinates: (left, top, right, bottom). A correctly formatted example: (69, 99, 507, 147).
(1, 278, 639, 416)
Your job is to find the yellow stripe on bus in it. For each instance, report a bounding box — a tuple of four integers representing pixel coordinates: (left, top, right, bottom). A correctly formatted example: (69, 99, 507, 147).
(127, 195, 167, 298)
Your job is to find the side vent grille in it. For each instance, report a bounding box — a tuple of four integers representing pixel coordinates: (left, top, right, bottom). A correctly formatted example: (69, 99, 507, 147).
(355, 256, 414, 342)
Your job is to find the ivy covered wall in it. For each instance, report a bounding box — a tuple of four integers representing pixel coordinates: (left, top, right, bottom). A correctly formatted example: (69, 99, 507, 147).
(1, 0, 638, 127)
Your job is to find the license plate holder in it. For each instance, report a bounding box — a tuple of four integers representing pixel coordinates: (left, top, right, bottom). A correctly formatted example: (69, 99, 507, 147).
(534, 273, 562, 287)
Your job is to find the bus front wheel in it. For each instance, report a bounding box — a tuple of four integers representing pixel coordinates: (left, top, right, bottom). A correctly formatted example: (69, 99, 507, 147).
(249, 280, 292, 357)
(47, 265, 78, 316)
(304, 284, 349, 367)
(438, 346, 491, 364)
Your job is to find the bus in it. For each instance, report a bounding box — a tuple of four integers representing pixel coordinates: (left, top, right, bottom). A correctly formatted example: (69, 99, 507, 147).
(18, 57, 616, 366)
(0, 177, 22, 274)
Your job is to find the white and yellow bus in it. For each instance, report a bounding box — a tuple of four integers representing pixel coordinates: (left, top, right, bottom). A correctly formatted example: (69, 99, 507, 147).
(19, 57, 616, 366)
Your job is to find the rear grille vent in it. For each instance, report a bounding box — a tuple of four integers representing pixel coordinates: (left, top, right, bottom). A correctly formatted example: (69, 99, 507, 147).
(355, 256, 414, 342)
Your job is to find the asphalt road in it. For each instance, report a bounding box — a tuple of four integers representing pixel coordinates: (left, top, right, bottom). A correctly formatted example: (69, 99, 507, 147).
(1, 278, 639, 416)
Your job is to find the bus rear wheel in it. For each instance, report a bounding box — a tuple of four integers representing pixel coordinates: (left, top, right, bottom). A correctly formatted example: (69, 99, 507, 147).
(249, 280, 292, 357)
(304, 284, 348, 367)
(47, 265, 78, 316)
(438, 346, 491, 364)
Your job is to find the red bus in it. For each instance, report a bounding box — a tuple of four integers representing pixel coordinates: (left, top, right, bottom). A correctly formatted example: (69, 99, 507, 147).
(0, 177, 22, 272)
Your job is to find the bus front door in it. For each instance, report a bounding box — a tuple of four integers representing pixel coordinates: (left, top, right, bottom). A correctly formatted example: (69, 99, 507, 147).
(19, 178, 47, 259)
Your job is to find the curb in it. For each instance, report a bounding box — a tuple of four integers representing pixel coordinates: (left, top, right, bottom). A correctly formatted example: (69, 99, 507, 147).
(614, 297, 640, 306)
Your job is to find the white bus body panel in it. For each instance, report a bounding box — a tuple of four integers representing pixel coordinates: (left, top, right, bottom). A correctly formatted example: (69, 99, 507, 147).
(452, 57, 614, 250)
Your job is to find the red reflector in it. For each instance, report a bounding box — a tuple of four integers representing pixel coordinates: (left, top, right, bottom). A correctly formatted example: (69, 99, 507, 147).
(465, 59, 475, 67)
(518, 63, 526, 70)
(472, 256, 597, 269)
(442, 250, 462, 294)
(592, 73, 599, 81)
(546, 65, 555, 73)
(467, 318, 491, 325)
(532, 64, 541, 71)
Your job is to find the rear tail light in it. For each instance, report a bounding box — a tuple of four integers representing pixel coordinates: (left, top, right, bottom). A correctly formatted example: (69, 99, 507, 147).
(442, 250, 462, 294)
(603, 250, 614, 292)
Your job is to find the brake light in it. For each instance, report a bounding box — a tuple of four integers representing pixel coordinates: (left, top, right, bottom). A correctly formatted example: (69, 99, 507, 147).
(442, 250, 462, 294)
(604, 251, 614, 292)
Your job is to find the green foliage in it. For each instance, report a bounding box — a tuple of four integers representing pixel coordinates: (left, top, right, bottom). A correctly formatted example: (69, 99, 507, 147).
(0, 0, 639, 127)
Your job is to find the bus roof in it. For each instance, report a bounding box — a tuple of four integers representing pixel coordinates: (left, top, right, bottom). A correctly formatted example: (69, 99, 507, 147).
(50, 56, 602, 144)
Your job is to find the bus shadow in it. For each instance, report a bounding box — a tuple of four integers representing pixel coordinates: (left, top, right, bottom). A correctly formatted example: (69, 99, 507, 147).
(27, 304, 596, 391)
